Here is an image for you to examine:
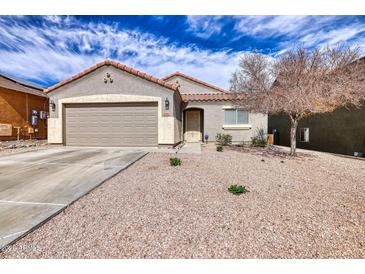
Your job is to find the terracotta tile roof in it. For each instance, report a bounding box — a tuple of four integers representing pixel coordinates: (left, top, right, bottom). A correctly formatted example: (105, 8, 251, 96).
(44, 60, 179, 93)
(182, 92, 247, 102)
(162, 71, 227, 93)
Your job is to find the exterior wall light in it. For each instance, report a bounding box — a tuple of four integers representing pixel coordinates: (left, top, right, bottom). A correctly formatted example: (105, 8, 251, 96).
(164, 97, 170, 110)
(49, 100, 56, 112)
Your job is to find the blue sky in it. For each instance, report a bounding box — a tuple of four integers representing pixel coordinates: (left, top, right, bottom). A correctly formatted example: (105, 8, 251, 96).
(0, 15, 364, 88)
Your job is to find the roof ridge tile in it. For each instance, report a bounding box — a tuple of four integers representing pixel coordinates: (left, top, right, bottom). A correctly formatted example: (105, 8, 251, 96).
(162, 71, 228, 93)
(181, 92, 246, 102)
(44, 60, 178, 93)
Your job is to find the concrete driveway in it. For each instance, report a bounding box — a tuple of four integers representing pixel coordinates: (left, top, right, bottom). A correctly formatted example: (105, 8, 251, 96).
(0, 147, 147, 249)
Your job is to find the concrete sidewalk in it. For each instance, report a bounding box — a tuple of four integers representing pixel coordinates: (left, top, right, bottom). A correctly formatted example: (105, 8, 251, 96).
(177, 143, 202, 154)
(0, 147, 147, 250)
(134, 143, 202, 154)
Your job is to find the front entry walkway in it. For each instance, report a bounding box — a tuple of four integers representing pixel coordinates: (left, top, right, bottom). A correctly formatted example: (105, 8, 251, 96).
(178, 142, 202, 154)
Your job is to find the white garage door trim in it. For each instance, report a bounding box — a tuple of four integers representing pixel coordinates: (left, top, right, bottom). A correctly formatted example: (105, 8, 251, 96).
(48, 94, 176, 145)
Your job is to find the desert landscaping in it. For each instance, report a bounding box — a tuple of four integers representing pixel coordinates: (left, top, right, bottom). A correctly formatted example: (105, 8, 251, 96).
(1, 144, 364, 259)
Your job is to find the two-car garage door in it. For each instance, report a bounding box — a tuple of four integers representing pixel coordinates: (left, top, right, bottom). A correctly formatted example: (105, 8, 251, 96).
(64, 103, 158, 147)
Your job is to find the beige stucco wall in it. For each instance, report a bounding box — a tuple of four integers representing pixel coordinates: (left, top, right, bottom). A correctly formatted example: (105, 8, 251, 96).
(165, 75, 222, 94)
(184, 101, 268, 143)
(47, 65, 182, 146)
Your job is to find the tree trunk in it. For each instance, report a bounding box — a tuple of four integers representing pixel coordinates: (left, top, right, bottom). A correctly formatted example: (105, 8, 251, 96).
(289, 116, 298, 156)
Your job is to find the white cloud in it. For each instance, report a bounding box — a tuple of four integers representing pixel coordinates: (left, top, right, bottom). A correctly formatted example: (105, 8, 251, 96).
(186, 15, 365, 53)
(186, 15, 320, 40)
(0, 16, 240, 89)
(233, 16, 346, 38)
(297, 25, 365, 47)
(1, 16, 364, 89)
(234, 16, 365, 52)
(234, 16, 310, 38)
(186, 16, 224, 39)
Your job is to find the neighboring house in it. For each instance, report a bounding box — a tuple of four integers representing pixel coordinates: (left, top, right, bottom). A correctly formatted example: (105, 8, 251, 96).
(269, 57, 365, 157)
(45, 60, 267, 147)
(0, 73, 48, 141)
(269, 106, 365, 156)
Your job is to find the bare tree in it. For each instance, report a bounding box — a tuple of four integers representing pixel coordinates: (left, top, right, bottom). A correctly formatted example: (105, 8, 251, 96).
(230, 46, 365, 156)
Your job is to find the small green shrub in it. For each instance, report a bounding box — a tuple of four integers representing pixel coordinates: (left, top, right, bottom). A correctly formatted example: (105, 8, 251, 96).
(170, 157, 182, 166)
(215, 133, 232, 146)
(251, 128, 267, 147)
(216, 145, 223, 152)
(228, 184, 249, 195)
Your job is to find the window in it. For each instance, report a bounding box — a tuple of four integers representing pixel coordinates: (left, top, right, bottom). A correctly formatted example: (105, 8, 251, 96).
(300, 128, 310, 143)
(224, 109, 249, 125)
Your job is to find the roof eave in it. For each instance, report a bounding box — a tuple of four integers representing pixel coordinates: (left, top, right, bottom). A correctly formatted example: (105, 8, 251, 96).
(44, 60, 178, 94)
(162, 72, 228, 94)
(0, 74, 44, 91)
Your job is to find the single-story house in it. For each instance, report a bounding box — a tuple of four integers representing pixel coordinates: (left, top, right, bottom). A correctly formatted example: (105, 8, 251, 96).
(0, 73, 48, 141)
(45, 60, 267, 147)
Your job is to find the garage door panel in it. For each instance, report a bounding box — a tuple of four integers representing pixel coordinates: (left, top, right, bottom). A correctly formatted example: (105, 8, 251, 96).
(65, 103, 158, 147)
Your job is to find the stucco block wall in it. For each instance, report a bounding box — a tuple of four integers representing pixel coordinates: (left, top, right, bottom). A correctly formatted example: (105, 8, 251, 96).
(0, 87, 48, 140)
(47, 65, 182, 145)
(185, 101, 268, 143)
(269, 105, 365, 156)
(166, 75, 221, 94)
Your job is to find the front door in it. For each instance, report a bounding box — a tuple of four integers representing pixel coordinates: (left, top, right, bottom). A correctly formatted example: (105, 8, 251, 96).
(185, 110, 201, 142)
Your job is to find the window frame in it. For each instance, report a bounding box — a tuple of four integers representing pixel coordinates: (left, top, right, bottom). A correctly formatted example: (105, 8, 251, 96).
(223, 108, 249, 125)
(300, 127, 310, 143)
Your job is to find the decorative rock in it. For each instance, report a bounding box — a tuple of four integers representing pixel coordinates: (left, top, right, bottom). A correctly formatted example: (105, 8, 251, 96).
(1, 144, 364, 259)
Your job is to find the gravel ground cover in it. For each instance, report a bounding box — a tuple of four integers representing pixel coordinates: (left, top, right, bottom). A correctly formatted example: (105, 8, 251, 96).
(1, 144, 364, 258)
(0, 139, 50, 156)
